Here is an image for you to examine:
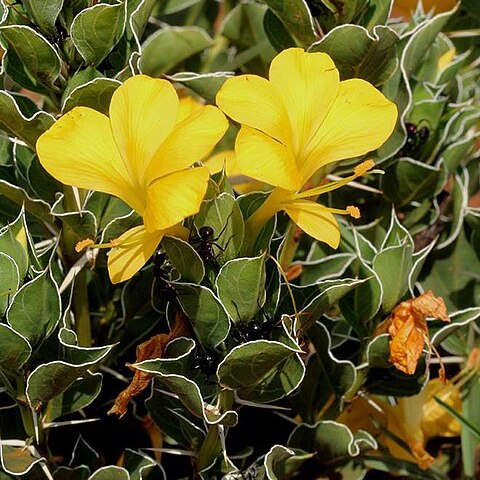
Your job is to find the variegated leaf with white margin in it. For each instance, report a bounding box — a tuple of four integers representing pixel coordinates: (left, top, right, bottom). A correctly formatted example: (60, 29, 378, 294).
(0, 25, 62, 84)
(62, 77, 122, 115)
(88, 466, 130, 480)
(295, 253, 356, 286)
(430, 307, 480, 347)
(140, 26, 213, 76)
(381, 207, 414, 250)
(133, 360, 238, 427)
(6, 266, 60, 348)
(26, 330, 114, 410)
(436, 170, 469, 250)
(308, 322, 357, 399)
(0, 438, 46, 476)
(121, 448, 166, 480)
(71, 1, 127, 65)
(167, 71, 234, 104)
(288, 420, 377, 462)
(174, 282, 230, 348)
(216, 255, 266, 323)
(0, 90, 55, 149)
(263, 445, 313, 480)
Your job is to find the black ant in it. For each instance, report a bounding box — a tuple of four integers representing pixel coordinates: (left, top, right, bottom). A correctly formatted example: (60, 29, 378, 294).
(151, 250, 177, 307)
(47, 25, 68, 50)
(400, 122, 430, 157)
(231, 307, 278, 343)
(194, 348, 219, 384)
(190, 218, 233, 271)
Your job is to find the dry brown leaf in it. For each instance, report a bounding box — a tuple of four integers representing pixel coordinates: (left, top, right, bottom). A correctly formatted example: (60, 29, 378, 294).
(376, 290, 449, 375)
(108, 312, 190, 416)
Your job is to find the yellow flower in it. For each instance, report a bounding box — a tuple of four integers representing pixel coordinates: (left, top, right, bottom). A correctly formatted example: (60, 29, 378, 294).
(37, 75, 228, 283)
(204, 150, 266, 194)
(338, 378, 462, 469)
(216, 48, 397, 248)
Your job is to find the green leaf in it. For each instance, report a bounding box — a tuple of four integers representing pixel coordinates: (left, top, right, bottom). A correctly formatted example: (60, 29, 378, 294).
(383, 159, 442, 207)
(122, 449, 162, 480)
(0, 177, 54, 223)
(62, 77, 121, 115)
(216, 255, 266, 323)
(218, 340, 300, 390)
(54, 466, 90, 480)
(44, 371, 103, 422)
(70, 435, 99, 469)
(22, 0, 64, 35)
(372, 242, 413, 313)
(140, 26, 213, 76)
(263, 9, 296, 51)
(0, 253, 19, 316)
(308, 322, 356, 397)
(366, 334, 391, 369)
(309, 25, 398, 85)
(0, 442, 44, 476)
(0, 90, 54, 149)
(430, 307, 480, 346)
(288, 421, 376, 462)
(134, 367, 235, 426)
(51, 194, 98, 240)
(167, 72, 232, 104)
(174, 283, 230, 348)
(359, 0, 393, 29)
(441, 136, 478, 176)
(299, 253, 355, 285)
(402, 7, 458, 78)
(241, 348, 305, 403)
(146, 384, 205, 451)
(7, 268, 60, 347)
(0, 209, 30, 283)
(295, 277, 368, 333)
(461, 376, 480, 477)
(0, 323, 31, 375)
(221, 2, 276, 70)
(263, 0, 317, 46)
(421, 229, 479, 311)
(71, 2, 126, 65)
(26, 341, 113, 410)
(162, 236, 204, 283)
(365, 358, 428, 397)
(194, 192, 245, 262)
(382, 208, 414, 249)
(264, 445, 313, 480)
(88, 467, 129, 480)
(0, 25, 61, 86)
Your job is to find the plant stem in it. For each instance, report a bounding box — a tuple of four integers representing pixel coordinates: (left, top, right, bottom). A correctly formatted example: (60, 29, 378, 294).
(61, 186, 91, 346)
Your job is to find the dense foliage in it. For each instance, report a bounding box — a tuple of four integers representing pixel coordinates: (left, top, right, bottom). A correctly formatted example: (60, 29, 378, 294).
(0, 0, 479, 479)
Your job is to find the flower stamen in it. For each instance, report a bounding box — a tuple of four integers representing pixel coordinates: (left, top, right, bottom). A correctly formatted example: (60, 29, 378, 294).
(346, 205, 361, 219)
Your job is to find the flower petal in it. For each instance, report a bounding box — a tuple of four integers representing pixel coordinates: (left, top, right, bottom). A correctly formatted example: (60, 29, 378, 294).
(235, 126, 301, 190)
(283, 199, 340, 248)
(177, 96, 204, 122)
(300, 78, 397, 183)
(216, 74, 290, 144)
(146, 105, 228, 182)
(108, 225, 163, 284)
(109, 75, 179, 187)
(144, 167, 210, 231)
(36, 107, 143, 213)
(269, 48, 339, 155)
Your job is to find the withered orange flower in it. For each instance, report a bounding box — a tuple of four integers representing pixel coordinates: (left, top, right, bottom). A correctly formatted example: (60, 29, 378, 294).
(109, 312, 190, 417)
(376, 290, 449, 374)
